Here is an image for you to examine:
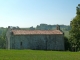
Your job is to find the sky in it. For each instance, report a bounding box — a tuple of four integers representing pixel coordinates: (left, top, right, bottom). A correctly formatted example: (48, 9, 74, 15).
(0, 0, 80, 28)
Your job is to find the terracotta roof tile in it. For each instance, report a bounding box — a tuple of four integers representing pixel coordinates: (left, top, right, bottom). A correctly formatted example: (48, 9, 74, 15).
(11, 30, 63, 35)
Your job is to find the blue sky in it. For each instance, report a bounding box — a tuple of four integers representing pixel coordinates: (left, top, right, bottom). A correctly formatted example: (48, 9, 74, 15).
(0, 0, 80, 27)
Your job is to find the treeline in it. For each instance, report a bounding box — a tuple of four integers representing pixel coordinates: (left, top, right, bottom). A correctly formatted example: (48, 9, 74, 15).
(23, 24, 71, 31)
(0, 27, 7, 49)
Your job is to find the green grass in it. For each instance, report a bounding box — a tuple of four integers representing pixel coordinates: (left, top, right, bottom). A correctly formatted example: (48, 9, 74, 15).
(0, 50, 80, 60)
(63, 31, 69, 38)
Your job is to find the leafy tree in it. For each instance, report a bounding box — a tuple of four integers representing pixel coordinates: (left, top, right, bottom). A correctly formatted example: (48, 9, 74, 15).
(64, 36, 70, 51)
(69, 4, 80, 51)
(0, 28, 7, 49)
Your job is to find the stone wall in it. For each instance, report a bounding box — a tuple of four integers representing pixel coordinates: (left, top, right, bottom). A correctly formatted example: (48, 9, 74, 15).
(6, 27, 11, 49)
(9, 34, 64, 50)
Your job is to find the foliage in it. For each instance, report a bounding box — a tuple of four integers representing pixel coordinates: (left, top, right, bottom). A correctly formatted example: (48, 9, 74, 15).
(36, 24, 71, 31)
(69, 4, 80, 51)
(21, 24, 71, 31)
(64, 36, 70, 50)
(0, 28, 7, 49)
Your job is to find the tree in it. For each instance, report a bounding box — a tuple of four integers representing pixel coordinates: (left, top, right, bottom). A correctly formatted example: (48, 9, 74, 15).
(0, 28, 7, 49)
(69, 4, 80, 51)
(64, 36, 70, 51)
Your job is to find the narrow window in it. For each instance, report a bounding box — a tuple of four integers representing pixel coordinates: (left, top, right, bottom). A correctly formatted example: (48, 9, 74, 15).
(20, 42, 22, 46)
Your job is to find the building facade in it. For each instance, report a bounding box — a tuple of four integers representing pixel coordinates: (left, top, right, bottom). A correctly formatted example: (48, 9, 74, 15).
(6, 26, 64, 50)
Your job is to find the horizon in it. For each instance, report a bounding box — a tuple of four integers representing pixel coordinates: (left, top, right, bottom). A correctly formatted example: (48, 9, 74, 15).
(0, 0, 79, 27)
(0, 23, 70, 28)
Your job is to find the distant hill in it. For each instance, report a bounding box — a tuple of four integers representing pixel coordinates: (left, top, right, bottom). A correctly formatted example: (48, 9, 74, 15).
(35, 24, 71, 31)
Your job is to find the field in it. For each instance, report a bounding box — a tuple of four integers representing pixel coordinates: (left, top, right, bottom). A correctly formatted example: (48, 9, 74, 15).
(63, 31, 69, 38)
(0, 49, 80, 60)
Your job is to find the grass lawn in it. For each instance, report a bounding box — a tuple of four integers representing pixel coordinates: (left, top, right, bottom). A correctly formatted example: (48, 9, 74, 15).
(0, 49, 80, 60)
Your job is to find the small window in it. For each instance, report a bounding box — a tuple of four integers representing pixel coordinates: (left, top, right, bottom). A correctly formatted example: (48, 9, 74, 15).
(20, 42, 22, 46)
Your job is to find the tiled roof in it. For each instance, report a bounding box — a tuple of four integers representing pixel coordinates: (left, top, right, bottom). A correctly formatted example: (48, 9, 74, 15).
(11, 30, 63, 35)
